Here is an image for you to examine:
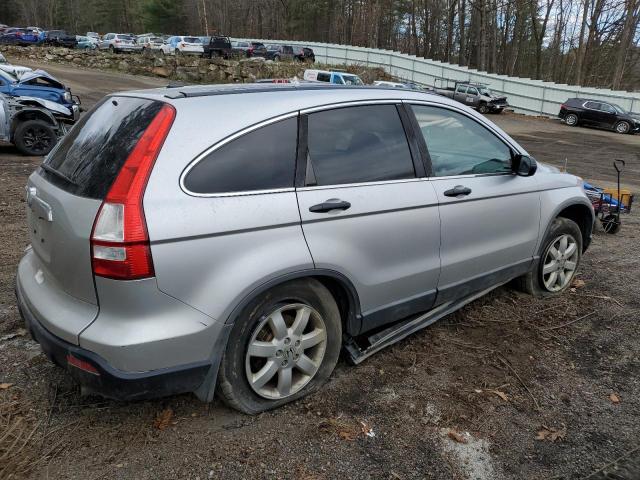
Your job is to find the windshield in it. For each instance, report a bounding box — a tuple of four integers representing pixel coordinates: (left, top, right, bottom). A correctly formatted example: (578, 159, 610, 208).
(342, 74, 363, 86)
(478, 87, 493, 96)
(267, 45, 279, 50)
(0, 70, 17, 83)
(610, 103, 626, 114)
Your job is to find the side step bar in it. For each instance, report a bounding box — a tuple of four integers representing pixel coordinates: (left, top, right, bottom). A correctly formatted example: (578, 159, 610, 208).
(344, 283, 504, 364)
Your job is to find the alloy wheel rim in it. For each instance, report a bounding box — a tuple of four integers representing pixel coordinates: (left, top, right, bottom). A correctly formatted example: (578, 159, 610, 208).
(245, 303, 327, 400)
(22, 127, 52, 154)
(542, 234, 579, 292)
(616, 122, 628, 133)
(567, 115, 577, 125)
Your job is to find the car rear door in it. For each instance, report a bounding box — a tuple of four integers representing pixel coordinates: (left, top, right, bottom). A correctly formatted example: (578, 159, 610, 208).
(582, 101, 603, 125)
(296, 103, 441, 334)
(407, 102, 540, 304)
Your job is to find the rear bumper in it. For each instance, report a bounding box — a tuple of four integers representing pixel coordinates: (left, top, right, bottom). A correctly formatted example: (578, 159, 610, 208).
(16, 279, 212, 401)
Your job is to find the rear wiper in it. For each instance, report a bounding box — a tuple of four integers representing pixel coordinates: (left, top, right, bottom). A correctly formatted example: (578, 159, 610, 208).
(40, 163, 78, 186)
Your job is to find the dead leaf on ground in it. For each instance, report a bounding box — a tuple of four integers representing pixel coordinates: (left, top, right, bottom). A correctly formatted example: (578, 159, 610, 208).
(571, 279, 586, 288)
(319, 418, 360, 441)
(536, 424, 566, 442)
(153, 408, 174, 430)
(609, 393, 621, 404)
(447, 428, 468, 444)
(360, 421, 375, 438)
(0, 383, 14, 389)
(488, 390, 509, 402)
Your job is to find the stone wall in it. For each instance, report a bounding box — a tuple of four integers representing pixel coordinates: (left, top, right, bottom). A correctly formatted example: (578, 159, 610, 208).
(0, 45, 390, 85)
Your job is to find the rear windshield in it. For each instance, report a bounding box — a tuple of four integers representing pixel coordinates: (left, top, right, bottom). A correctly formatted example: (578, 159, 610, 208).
(184, 37, 200, 43)
(40, 96, 163, 199)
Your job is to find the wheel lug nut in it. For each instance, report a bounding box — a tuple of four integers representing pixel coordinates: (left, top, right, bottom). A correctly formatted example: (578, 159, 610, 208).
(276, 350, 283, 357)
(284, 338, 290, 345)
(295, 340, 300, 347)
(282, 360, 288, 367)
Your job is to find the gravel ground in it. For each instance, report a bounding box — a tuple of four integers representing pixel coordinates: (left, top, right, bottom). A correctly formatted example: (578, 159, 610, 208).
(1, 63, 639, 480)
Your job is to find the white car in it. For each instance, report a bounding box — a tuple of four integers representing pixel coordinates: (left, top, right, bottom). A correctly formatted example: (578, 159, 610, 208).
(98, 33, 142, 53)
(161, 36, 203, 55)
(0, 53, 32, 78)
(138, 36, 164, 51)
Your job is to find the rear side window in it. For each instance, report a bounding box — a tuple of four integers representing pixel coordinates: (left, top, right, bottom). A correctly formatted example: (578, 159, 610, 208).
(183, 117, 298, 195)
(41, 96, 163, 199)
(306, 105, 415, 186)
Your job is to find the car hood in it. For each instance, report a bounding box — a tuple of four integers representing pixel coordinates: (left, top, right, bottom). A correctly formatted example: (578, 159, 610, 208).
(13, 95, 72, 116)
(536, 161, 561, 174)
(18, 69, 66, 89)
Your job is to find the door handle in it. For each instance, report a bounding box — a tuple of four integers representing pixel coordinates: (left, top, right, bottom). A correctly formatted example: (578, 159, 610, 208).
(443, 185, 472, 197)
(309, 199, 351, 213)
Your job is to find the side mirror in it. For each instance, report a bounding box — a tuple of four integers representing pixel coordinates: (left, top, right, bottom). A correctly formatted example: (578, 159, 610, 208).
(512, 153, 537, 177)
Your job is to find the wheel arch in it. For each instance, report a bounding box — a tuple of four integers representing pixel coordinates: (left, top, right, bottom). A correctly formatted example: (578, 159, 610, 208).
(10, 109, 57, 139)
(224, 269, 363, 336)
(553, 201, 595, 252)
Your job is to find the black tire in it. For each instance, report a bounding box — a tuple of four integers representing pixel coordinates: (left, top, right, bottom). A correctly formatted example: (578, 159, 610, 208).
(516, 217, 583, 297)
(478, 103, 489, 114)
(565, 113, 579, 126)
(614, 121, 630, 134)
(175, 48, 181, 56)
(601, 214, 621, 234)
(273, 54, 280, 62)
(217, 279, 342, 414)
(109, 44, 115, 53)
(13, 120, 57, 156)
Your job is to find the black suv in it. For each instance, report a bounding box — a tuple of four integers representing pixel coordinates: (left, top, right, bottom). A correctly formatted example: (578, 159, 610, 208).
(265, 44, 295, 61)
(44, 30, 77, 48)
(559, 98, 640, 134)
(292, 46, 315, 63)
(202, 36, 232, 59)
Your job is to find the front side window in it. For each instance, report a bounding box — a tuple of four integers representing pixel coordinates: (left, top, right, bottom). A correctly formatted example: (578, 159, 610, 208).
(467, 87, 478, 95)
(411, 105, 512, 177)
(183, 117, 298, 194)
(306, 105, 415, 186)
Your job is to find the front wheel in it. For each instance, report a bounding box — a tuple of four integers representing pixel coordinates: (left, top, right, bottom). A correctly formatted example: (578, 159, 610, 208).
(516, 217, 582, 297)
(615, 121, 630, 134)
(13, 120, 57, 156)
(478, 103, 489, 114)
(217, 279, 342, 414)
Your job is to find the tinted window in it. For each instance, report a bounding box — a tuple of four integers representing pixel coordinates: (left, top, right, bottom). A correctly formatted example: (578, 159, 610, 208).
(316, 72, 330, 82)
(411, 105, 512, 177)
(41, 97, 163, 199)
(184, 117, 297, 194)
(584, 101, 601, 110)
(306, 105, 415, 186)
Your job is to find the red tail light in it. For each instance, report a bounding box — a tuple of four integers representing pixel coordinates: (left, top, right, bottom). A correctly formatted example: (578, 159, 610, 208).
(91, 104, 176, 280)
(67, 354, 100, 375)
(560, 104, 566, 109)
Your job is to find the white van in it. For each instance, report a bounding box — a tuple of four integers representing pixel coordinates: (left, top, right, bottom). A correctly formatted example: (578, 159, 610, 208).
(303, 69, 363, 85)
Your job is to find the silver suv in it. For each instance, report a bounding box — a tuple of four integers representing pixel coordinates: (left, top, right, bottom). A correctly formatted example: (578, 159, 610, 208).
(16, 85, 594, 413)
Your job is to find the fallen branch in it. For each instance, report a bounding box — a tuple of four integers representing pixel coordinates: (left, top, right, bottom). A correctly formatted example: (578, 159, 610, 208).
(538, 311, 596, 332)
(497, 355, 540, 411)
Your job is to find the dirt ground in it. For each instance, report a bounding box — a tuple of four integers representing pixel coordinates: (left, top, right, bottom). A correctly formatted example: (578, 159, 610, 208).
(1, 63, 639, 480)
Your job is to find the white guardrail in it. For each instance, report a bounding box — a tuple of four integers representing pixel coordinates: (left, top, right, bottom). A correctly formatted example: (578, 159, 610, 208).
(240, 38, 640, 117)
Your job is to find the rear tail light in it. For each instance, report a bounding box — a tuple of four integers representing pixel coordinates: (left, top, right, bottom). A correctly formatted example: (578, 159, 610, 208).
(67, 354, 100, 375)
(560, 104, 566, 109)
(91, 104, 176, 280)
(115, 39, 120, 43)
(180, 43, 185, 47)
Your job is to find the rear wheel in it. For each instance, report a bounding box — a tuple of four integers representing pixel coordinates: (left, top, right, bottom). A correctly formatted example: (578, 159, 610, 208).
(13, 120, 57, 156)
(217, 279, 342, 414)
(565, 113, 579, 126)
(517, 217, 582, 297)
(615, 121, 630, 134)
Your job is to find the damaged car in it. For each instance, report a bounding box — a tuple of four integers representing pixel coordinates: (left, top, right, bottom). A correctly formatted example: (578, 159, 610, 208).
(0, 69, 80, 110)
(0, 53, 33, 78)
(0, 93, 78, 155)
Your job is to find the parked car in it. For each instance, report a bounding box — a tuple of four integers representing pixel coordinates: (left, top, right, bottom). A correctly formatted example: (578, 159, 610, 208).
(138, 36, 164, 51)
(0, 53, 32, 78)
(0, 69, 79, 110)
(559, 98, 640, 134)
(86, 32, 100, 42)
(374, 80, 410, 88)
(231, 41, 268, 58)
(161, 36, 203, 55)
(200, 35, 233, 58)
(230, 40, 251, 56)
(76, 36, 97, 49)
(0, 28, 42, 46)
(292, 46, 315, 62)
(15, 84, 594, 413)
(265, 44, 295, 61)
(0, 92, 77, 155)
(303, 69, 363, 85)
(44, 30, 77, 48)
(434, 81, 508, 114)
(26, 27, 45, 41)
(98, 33, 141, 53)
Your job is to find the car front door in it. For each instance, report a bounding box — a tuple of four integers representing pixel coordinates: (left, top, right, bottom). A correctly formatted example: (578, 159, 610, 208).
(408, 103, 540, 304)
(598, 103, 618, 127)
(296, 103, 441, 334)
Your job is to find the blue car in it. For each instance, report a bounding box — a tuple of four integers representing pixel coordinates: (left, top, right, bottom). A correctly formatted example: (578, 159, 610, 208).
(0, 69, 79, 112)
(0, 28, 42, 45)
